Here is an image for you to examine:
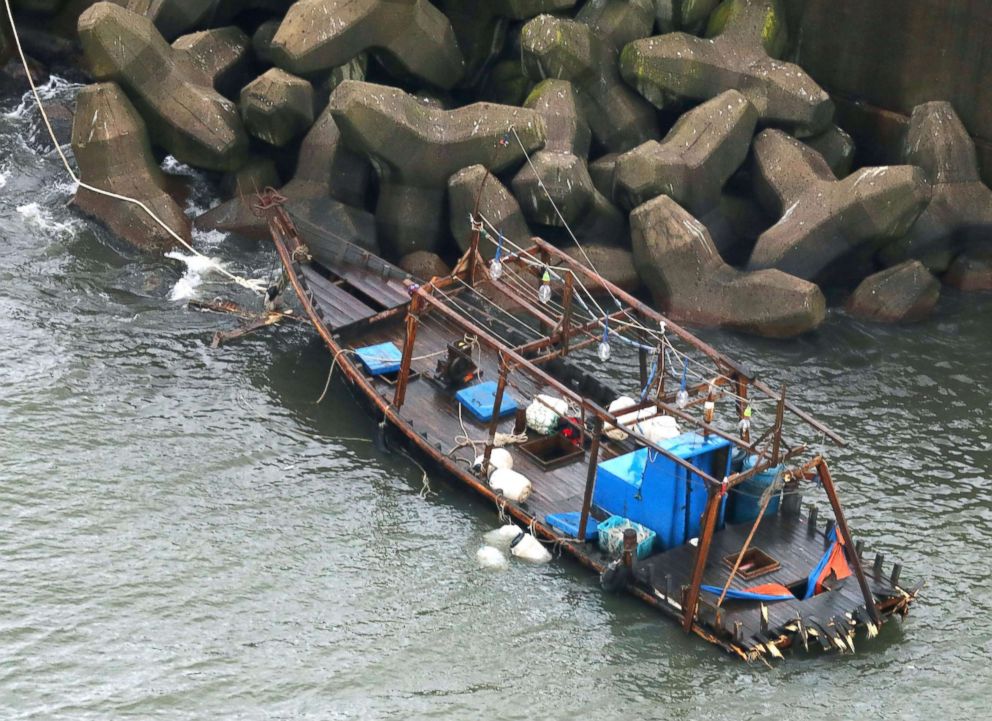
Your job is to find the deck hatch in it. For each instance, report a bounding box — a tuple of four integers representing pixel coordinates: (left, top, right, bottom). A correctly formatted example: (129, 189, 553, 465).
(724, 547, 780, 580)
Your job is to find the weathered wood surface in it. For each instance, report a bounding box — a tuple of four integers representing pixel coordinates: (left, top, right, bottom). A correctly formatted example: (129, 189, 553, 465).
(264, 200, 915, 660)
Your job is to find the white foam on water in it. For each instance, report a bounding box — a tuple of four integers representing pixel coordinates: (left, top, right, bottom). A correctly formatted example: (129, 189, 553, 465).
(192, 227, 228, 249)
(476, 545, 508, 570)
(165, 250, 227, 301)
(0, 169, 7, 190)
(16, 202, 79, 236)
(3, 75, 81, 120)
(160, 155, 199, 177)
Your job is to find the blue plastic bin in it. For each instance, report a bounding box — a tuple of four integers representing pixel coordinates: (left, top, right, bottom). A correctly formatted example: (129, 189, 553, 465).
(545, 511, 599, 541)
(727, 455, 782, 524)
(354, 342, 402, 375)
(597, 515, 656, 559)
(592, 432, 731, 550)
(454, 380, 519, 422)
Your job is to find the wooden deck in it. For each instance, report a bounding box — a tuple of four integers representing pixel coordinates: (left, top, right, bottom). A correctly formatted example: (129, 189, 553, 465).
(262, 200, 918, 661)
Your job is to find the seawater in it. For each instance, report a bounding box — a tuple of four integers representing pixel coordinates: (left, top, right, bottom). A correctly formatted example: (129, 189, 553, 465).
(1, 80, 990, 721)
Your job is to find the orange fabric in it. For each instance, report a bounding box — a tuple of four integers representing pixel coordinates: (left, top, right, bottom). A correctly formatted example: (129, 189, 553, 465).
(744, 582, 794, 598)
(816, 542, 852, 594)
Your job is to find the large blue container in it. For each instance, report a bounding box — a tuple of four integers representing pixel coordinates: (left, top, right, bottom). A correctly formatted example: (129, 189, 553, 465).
(592, 432, 732, 550)
(727, 455, 782, 525)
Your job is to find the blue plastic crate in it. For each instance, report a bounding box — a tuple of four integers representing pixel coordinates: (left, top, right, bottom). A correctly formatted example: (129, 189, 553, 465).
(545, 511, 599, 541)
(355, 342, 403, 376)
(455, 380, 518, 422)
(597, 515, 656, 559)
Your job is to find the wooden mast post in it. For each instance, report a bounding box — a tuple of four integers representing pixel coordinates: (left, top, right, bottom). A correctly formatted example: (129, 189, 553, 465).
(816, 458, 883, 626)
(392, 293, 421, 409)
(682, 488, 723, 632)
(771, 385, 786, 465)
(577, 417, 605, 541)
(560, 271, 574, 356)
(481, 353, 510, 474)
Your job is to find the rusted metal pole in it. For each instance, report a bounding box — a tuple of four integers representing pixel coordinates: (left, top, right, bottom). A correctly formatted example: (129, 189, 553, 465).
(683, 489, 723, 632)
(752, 378, 846, 446)
(392, 295, 421, 409)
(638, 322, 648, 390)
(816, 458, 882, 626)
(481, 354, 509, 474)
(771, 385, 786, 465)
(577, 417, 604, 541)
(560, 271, 574, 356)
(622, 528, 637, 568)
(410, 284, 723, 488)
(513, 308, 627, 356)
(657, 342, 666, 399)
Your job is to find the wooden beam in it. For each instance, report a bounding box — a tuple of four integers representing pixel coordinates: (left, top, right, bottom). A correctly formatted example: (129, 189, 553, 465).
(481, 354, 509, 474)
(560, 271, 574, 356)
(392, 295, 421, 408)
(682, 489, 723, 632)
(816, 458, 882, 626)
(411, 282, 723, 488)
(530, 237, 751, 378)
(577, 417, 604, 541)
(771, 385, 786, 465)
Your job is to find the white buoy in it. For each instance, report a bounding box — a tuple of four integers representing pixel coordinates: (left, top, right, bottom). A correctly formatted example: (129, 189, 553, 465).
(472, 447, 513, 476)
(489, 468, 533, 503)
(484, 524, 523, 550)
(526, 394, 568, 435)
(634, 415, 680, 444)
(509, 532, 552, 563)
(476, 545, 509, 570)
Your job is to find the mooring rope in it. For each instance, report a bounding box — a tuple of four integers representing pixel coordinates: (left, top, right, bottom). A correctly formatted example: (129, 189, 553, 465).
(2, 0, 266, 294)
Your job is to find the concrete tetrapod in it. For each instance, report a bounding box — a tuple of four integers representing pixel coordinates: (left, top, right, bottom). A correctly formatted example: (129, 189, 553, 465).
(521, 14, 659, 153)
(631, 194, 825, 337)
(435, 0, 578, 88)
(576, 0, 656, 50)
(653, 0, 720, 33)
(269, 0, 464, 89)
(239, 68, 314, 148)
(328, 80, 546, 256)
(126, 0, 292, 41)
(171, 26, 251, 99)
(621, 0, 833, 136)
(449, 165, 531, 260)
(749, 129, 931, 285)
(944, 249, 992, 291)
(195, 103, 374, 248)
(613, 89, 758, 215)
(512, 79, 593, 226)
(803, 124, 855, 178)
(71, 82, 191, 251)
(845, 260, 940, 323)
(511, 79, 627, 244)
(78, 2, 248, 172)
(877, 101, 992, 273)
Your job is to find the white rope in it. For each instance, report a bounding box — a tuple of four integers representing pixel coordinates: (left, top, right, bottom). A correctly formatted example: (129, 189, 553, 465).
(509, 125, 624, 315)
(2, 0, 265, 294)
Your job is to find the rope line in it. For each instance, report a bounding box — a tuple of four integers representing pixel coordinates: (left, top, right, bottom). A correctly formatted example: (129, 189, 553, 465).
(2, 0, 265, 294)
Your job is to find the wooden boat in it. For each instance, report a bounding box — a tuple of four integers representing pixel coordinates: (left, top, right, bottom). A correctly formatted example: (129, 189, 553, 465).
(255, 188, 919, 662)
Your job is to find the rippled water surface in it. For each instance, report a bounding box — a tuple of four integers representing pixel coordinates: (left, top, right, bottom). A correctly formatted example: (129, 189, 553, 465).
(1, 81, 990, 721)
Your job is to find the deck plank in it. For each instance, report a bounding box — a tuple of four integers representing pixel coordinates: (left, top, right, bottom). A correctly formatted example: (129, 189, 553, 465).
(300, 265, 376, 329)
